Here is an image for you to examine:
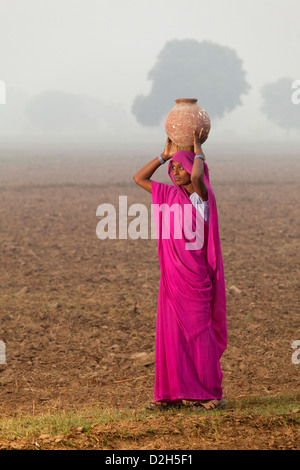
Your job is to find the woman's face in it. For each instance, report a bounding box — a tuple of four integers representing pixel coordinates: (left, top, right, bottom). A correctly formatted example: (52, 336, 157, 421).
(171, 160, 191, 185)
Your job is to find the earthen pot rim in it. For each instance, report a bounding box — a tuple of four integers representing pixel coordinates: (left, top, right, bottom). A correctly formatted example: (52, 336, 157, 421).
(175, 98, 198, 104)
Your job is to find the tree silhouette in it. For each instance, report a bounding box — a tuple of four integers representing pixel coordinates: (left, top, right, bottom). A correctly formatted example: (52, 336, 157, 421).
(132, 39, 250, 126)
(261, 77, 300, 130)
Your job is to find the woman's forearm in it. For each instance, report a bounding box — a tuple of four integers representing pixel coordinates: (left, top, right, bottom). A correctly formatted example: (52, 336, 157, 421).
(191, 158, 208, 200)
(133, 157, 162, 183)
(191, 155, 204, 180)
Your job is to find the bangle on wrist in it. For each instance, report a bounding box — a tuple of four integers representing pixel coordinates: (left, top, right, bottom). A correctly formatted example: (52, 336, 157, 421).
(158, 155, 166, 164)
(194, 154, 205, 161)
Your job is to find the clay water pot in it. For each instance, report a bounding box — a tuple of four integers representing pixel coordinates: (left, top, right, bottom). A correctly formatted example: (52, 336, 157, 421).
(165, 98, 211, 151)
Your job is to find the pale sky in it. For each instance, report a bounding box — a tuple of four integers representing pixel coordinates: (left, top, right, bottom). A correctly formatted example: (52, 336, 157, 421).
(0, 0, 299, 146)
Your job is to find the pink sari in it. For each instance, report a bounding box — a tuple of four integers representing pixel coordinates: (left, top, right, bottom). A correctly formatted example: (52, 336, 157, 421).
(151, 151, 227, 401)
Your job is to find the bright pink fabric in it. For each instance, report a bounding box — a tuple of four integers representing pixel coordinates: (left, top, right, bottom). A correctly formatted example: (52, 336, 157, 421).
(151, 151, 227, 401)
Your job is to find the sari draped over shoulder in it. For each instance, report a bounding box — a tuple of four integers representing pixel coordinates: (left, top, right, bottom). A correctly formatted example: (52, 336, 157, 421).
(151, 151, 227, 401)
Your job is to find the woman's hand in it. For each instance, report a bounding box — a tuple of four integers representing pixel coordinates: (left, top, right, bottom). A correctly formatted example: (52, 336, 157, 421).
(161, 136, 178, 161)
(193, 128, 206, 160)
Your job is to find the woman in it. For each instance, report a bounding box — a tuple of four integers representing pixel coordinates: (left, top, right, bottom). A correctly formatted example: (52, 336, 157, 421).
(133, 130, 227, 411)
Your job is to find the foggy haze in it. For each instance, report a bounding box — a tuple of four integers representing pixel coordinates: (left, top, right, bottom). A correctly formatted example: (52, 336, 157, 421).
(0, 0, 300, 151)
(261, 78, 300, 131)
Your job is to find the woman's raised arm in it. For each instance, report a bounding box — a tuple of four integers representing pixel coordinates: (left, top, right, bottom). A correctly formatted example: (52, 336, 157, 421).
(133, 157, 162, 193)
(191, 129, 208, 201)
(133, 137, 176, 194)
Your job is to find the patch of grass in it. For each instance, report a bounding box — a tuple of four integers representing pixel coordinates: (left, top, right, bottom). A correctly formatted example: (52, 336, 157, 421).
(227, 394, 300, 416)
(0, 395, 299, 443)
(0, 410, 91, 440)
(0, 407, 152, 441)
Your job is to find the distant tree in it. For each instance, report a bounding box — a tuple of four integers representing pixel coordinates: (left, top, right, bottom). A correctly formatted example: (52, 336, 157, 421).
(261, 78, 300, 130)
(132, 39, 250, 126)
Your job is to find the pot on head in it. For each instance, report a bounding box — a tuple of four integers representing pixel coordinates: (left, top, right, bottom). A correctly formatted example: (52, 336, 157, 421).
(165, 98, 211, 151)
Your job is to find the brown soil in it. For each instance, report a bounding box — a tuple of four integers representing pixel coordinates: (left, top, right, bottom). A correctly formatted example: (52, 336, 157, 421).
(0, 145, 299, 449)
